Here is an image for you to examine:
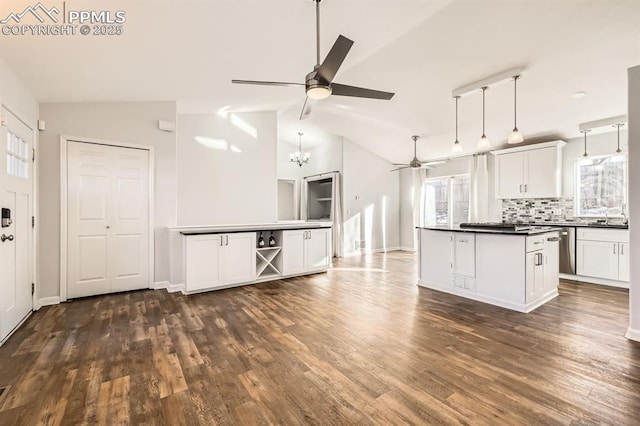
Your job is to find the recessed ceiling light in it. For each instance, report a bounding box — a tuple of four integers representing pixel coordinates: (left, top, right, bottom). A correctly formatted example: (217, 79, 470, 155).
(573, 91, 587, 99)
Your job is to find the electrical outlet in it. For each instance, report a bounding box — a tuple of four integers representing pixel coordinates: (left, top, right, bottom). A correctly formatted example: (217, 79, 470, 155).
(530, 208, 536, 216)
(553, 208, 562, 215)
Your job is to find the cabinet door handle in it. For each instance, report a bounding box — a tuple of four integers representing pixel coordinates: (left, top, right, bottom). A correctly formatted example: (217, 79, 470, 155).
(519, 184, 523, 193)
(524, 184, 528, 193)
(220, 236, 224, 246)
(621, 245, 624, 255)
(613, 244, 617, 255)
(226, 235, 229, 246)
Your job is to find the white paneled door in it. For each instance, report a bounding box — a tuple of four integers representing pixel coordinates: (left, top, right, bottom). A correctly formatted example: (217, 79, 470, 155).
(67, 141, 150, 299)
(0, 108, 33, 343)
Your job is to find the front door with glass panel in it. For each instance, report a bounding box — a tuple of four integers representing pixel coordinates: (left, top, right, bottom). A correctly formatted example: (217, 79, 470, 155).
(0, 107, 33, 343)
(67, 141, 150, 299)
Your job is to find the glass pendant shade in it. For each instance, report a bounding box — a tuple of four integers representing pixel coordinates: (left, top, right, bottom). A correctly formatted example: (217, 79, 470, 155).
(477, 135, 491, 150)
(508, 129, 524, 144)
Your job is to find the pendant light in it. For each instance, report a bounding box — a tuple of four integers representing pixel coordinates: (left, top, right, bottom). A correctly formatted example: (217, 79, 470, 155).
(477, 86, 491, 150)
(507, 75, 524, 144)
(289, 132, 311, 167)
(452, 96, 463, 153)
(580, 129, 592, 165)
(611, 123, 626, 162)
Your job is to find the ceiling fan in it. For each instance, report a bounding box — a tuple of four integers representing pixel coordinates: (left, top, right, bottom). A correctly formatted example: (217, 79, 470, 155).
(391, 136, 446, 172)
(231, 0, 395, 120)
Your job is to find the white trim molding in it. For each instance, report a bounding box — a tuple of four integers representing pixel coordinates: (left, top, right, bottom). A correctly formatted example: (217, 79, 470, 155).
(35, 297, 61, 310)
(625, 327, 640, 342)
(59, 135, 155, 302)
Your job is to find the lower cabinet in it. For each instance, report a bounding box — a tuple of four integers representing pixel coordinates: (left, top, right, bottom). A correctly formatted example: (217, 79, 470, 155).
(282, 228, 331, 275)
(525, 250, 545, 303)
(419, 230, 475, 288)
(526, 234, 558, 303)
(576, 229, 629, 282)
(185, 233, 256, 292)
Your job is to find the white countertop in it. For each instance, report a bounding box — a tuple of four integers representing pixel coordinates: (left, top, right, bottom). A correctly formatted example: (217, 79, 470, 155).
(168, 221, 332, 235)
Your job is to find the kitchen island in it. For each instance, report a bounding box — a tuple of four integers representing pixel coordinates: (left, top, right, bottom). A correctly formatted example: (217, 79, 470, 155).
(418, 226, 559, 313)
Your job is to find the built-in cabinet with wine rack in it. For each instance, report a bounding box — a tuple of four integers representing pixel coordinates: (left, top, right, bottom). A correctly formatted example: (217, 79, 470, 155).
(169, 223, 332, 294)
(255, 230, 283, 281)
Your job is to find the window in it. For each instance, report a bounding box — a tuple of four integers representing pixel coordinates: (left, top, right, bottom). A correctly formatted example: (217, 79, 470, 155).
(423, 174, 470, 226)
(6, 130, 29, 179)
(575, 155, 626, 217)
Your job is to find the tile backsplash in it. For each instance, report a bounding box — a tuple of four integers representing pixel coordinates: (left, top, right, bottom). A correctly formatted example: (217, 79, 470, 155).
(502, 198, 574, 223)
(501, 198, 628, 225)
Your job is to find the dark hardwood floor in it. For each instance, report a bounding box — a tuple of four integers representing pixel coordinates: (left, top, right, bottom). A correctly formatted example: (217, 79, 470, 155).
(1, 251, 639, 425)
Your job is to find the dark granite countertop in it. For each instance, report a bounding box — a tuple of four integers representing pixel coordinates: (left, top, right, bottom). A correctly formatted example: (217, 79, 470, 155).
(418, 226, 558, 235)
(525, 222, 628, 230)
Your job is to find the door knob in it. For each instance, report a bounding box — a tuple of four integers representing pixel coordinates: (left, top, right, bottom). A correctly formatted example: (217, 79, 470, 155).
(1, 234, 14, 242)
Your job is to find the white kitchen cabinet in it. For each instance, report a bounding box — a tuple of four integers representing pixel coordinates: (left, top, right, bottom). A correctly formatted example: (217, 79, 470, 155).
(419, 229, 453, 287)
(577, 240, 619, 281)
(619, 243, 630, 282)
(576, 228, 629, 282)
(492, 140, 565, 199)
(453, 233, 475, 277)
(185, 232, 256, 292)
(526, 250, 544, 303)
(282, 228, 331, 276)
(306, 228, 331, 272)
(495, 151, 525, 199)
(544, 236, 560, 294)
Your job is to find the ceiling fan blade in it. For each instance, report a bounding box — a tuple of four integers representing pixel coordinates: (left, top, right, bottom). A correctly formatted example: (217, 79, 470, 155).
(232, 79, 304, 87)
(300, 97, 316, 120)
(316, 35, 354, 83)
(390, 166, 410, 172)
(392, 163, 409, 166)
(331, 83, 395, 100)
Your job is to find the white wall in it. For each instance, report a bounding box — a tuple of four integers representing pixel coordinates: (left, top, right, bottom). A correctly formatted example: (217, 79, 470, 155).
(562, 131, 628, 198)
(342, 139, 399, 255)
(38, 102, 178, 297)
(627, 65, 640, 342)
(399, 168, 415, 250)
(177, 111, 277, 225)
(0, 58, 38, 124)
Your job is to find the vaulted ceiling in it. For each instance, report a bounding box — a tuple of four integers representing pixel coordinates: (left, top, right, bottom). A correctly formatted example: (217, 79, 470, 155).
(1, 0, 638, 162)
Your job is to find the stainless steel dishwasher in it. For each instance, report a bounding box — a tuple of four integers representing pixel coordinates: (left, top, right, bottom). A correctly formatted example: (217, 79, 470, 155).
(558, 227, 576, 274)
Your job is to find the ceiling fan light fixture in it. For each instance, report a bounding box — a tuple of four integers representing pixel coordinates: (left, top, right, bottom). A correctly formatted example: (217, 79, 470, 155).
(307, 85, 332, 100)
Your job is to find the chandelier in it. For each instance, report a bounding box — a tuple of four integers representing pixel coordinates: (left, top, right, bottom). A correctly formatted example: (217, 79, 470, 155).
(289, 132, 310, 167)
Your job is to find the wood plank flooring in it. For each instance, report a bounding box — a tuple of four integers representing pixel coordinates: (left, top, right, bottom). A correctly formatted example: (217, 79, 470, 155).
(1, 251, 639, 425)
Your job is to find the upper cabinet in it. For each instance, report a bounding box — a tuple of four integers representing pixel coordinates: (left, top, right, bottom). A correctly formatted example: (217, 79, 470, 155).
(492, 141, 566, 199)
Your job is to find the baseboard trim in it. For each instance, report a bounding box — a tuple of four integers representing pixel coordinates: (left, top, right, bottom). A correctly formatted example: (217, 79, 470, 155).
(153, 281, 170, 290)
(398, 246, 416, 252)
(167, 283, 185, 293)
(417, 280, 558, 313)
(35, 296, 61, 310)
(343, 247, 403, 257)
(560, 274, 629, 289)
(625, 327, 640, 342)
